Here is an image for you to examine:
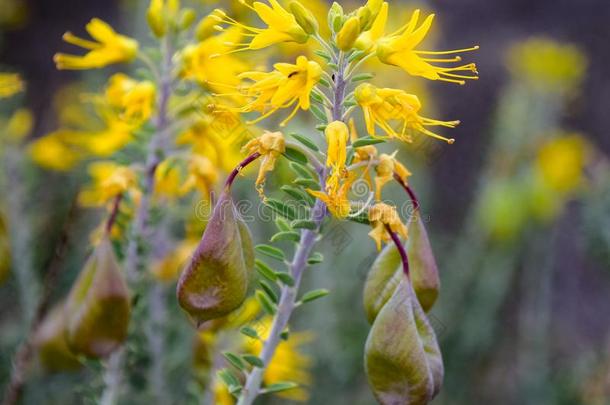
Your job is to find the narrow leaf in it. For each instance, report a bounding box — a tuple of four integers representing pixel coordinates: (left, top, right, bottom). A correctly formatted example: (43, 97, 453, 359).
(265, 198, 298, 221)
(242, 354, 265, 368)
(263, 382, 299, 394)
(255, 259, 278, 282)
(255, 244, 286, 261)
(289, 162, 314, 179)
(283, 147, 308, 164)
(259, 281, 279, 304)
(240, 326, 260, 340)
(223, 352, 246, 370)
(307, 252, 324, 265)
(275, 272, 295, 287)
(352, 137, 386, 148)
(270, 231, 301, 243)
(256, 290, 276, 315)
(291, 220, 317, 230)
(290, 133, 319, 151)
(301, 289, 330, 303)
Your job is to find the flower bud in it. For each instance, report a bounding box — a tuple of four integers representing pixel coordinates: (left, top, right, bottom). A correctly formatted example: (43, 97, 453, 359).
(328, 2, 345, 33)
(147, 0, 167, 37)
(336, 16, 361, 51)
(33, 303, 82, 372)
(195, 12, 220, 41)
(363, 211, 440, 322)
(365, 278, 443, 404)
(177, 191, 254, 326)
(289, 1, 319, 35)
(179, 8, 197, 30)
(64, 237, 131, 358)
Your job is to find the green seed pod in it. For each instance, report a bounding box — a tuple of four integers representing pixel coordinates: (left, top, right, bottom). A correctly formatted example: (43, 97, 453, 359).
(177, 191, 254, 326)
(365, 278, 443, 405)
(363, 211, 440, 322)
(289, 0, 319, 35)
(33, 303, 82, 372)
(64, 237, 131, 359)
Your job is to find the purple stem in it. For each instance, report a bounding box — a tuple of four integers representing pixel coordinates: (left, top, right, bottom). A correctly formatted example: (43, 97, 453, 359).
(105, 194, 123, 234)
(393, 173, 420, 211)
(224, 152, 261, 190)
(386, 224, 410, 278)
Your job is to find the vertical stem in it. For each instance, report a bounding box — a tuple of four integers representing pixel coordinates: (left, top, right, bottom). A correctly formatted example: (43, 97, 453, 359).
(100, 36, 174, 405)
(237, 51, 348, 405)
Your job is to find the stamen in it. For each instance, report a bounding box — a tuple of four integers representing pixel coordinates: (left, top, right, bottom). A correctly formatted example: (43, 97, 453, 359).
(415, 45, 479, 55)
(421, 56, 462, 63)
(280, 103, 301, 127)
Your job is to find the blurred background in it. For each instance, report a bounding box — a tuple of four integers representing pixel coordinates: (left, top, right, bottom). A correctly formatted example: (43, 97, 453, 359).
(1, 0, 609, 404)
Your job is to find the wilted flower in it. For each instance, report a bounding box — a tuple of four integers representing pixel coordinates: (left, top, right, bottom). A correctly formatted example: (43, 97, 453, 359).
(241, 131, 286, 195)
(54, 18, 138, 70)
(374, 152, 411, 201)
(368, 203, 408, 250)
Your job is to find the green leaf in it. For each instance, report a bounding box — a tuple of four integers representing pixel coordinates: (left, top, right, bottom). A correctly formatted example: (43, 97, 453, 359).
(294, 178, 320, 189)
(307, 252, 324, 265)
(255, 244, 286, 261)
(242, 354, 265, 368)
(240, 326, 260, 340)
(318, 78, 331, 88)
(256, 290, 276, 315)
(348, 49, 366, 62)
(352, 73, 375, 82)
(259, 280, 279, 304)
(301, 289, 330, 303)
(289, 133, 319, 151)
(255, 260, 278, 282)
(275, 217, 292, 232)
(347, 209, 370, 225)
(280, 330, 290, 340)
(223, 352, 245, 370)
(270, 231, 301, 243)
(346, 147, 356, 166)
(315, 124, 327, 132)
(291, 219, 317, 230)
(283, 147, 308, 164)
(218, 369, 240, 389)
(263, 382, 299, 394)
(265, 198, 298, 221)
(281, 186, 315, 206)
(352, 137, 386, 148)
(314, 49, 332, 62)
(289, 162, 314, 179)
(275, 272, 295, 287)
(310, 104, 328, 122)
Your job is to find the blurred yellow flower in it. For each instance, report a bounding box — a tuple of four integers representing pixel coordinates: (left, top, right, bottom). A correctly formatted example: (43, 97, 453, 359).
(242, 131, 285, 195)
(28, 131, 84, 171)
(54, 18, 138, 70)
(536, 134, 588, 194)
(146, 0, 181, 37)
(154, 159, 184, 198)
(180, 27, 249, 94)
(213, 0, 309, 51)
(152, 239, 198, 283)
(308, 173, 354, 219)
(105, 73, 155, 124)
(83, 115, 134, 156)
(507, 37, 586, 92)
(78, 161, 138, 206)
(0, 73, 24, 98)
(355, 83, 459, 144)
(181, 154, 219, 197)
(355, 1, 388, 52)
(225, 55, 322, 126)
(3, 108, 33, 143)
(368, 202, 408, 250)
(376, 9, 478, 84)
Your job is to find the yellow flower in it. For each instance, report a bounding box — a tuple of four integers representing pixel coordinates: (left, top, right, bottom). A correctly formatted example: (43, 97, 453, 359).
(0, 73, 24, 98)
(152, 239, 198, 283)
(225, 55, 322, 126)
(180, 27, 249, 94)
(336, 16, 361, 51)
(146, 0, 181, 37)
(308, 173, 354, 219)
(28, 131, 84, 171)
(242, 131, 285, 195)
(78, 162, 138, 206)
(3, 108, 33, 143)
(325, 121, 349, 173)
(247, 317, 313, 402)
(536, 135, 588, 194)
(213, 0, 309, 51)
(375, 9, 478, 84)
(54, 18, 138, 70)
(368, 202, 407, 250)
(355, 83, 459, 144)
(507, 37, 587, 92)
(105, 73, 155, 124)
(374, 152, 411, 201)
(180, 154, 219, 197)
(154, 159, 184, 198)
(355, 1, 388, 52)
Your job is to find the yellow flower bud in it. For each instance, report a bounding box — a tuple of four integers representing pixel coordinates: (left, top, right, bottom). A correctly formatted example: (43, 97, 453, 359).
(336, 16, 361, 51)
(289, 1, 319, 35)
(147, 0, 166, 37)
(195, 12, 220, 41)
(179, 8, 197, 30)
